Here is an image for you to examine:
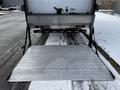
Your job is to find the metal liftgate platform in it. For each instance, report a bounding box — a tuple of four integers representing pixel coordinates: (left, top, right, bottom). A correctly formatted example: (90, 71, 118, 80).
(9, 45, 114, 82)
(9, 0, 114, 82)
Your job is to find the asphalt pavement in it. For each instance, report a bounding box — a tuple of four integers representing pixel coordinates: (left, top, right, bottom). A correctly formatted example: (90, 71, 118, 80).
(0, 11, 26, 56)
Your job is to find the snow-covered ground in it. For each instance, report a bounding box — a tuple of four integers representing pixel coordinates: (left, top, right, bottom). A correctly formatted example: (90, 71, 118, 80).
(29, 13, 120, 90)
(95, 12, 120, 66)
(29, 81, 72, 90)
(0, 12, 5, 15)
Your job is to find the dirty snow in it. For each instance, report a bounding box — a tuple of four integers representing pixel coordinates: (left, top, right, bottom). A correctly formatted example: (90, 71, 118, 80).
(29, 81, 72, 90)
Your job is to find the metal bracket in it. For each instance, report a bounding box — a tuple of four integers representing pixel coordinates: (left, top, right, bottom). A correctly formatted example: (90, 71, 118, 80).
(23, 26, 32, 54)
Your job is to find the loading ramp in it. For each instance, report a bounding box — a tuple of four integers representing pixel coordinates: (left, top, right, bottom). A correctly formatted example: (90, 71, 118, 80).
(9, 45, 114, 82)
(8, 0, 114, 82)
